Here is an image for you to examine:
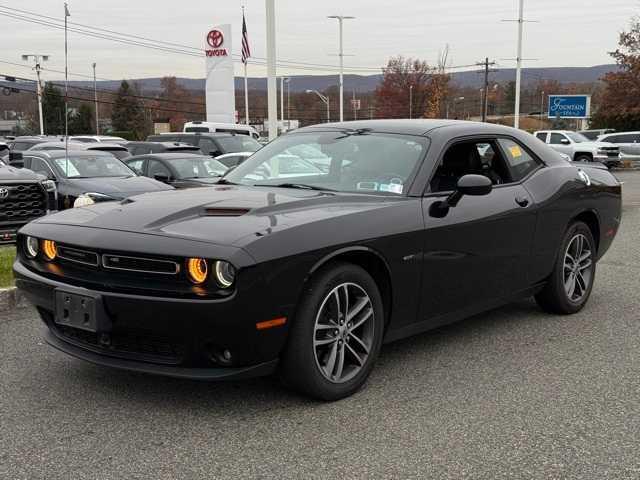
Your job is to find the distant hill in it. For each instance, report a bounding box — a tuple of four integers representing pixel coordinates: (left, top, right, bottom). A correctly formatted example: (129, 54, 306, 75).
(53, 64, 619, 94)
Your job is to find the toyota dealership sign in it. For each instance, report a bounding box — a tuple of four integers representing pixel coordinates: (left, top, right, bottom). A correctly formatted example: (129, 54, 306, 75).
(204, 24, 235, 123)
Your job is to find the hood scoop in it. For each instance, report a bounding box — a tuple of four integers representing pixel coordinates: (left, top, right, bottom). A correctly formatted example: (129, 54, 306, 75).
(204, 207, 251, 217)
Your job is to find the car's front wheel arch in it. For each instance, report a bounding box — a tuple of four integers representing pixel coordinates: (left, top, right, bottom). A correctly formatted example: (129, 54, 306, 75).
(306, 247, 393, 331)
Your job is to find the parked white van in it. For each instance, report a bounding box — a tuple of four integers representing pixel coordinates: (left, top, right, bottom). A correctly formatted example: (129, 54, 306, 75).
(183, 121, 260, 139)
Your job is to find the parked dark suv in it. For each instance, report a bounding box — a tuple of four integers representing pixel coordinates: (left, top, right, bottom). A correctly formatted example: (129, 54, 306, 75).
(1, 153, 56, 244)
(146, 133, 262, 157)
(125, 141, 201, 156)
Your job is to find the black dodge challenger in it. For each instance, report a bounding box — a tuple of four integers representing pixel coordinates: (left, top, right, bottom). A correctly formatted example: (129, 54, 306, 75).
(14, 120, 622, 400)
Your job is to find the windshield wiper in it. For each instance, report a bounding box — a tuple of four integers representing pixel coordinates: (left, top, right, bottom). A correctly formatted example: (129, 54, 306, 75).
(216, 178, 238, 185)
(254, 183, 335, 192)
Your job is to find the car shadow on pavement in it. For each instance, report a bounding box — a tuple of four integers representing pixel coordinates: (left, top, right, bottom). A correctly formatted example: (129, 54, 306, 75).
(53, 297, 548, 408)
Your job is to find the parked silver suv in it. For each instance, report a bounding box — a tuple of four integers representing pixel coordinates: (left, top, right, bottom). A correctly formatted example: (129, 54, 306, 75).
(597, 131, 640, 163)
(533, 130, 621, 169)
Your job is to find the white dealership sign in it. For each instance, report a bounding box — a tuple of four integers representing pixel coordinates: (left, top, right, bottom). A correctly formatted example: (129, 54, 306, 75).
(205, 24, 235, 123)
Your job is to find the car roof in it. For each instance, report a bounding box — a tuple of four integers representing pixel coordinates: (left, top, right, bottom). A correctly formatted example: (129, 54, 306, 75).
(128, 141, 198, 147)
(25, 150, 112, 159)
(127, 153, 210, 161)
(296, 119, 536, 138)
(600, 131, 640, 136)
(152, 132, 236, 138)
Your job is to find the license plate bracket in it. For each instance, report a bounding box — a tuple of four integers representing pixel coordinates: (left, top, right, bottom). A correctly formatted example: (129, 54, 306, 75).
(54, 289, 109, 332)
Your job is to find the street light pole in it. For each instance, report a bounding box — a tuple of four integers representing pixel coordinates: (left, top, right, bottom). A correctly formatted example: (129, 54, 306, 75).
(328, 15, 355, 122)
(409, 85, 413, 119)
(514, 0, 524, 129)
(92, 62, 99, 135)
(540, 90, 545, 129)
(306, 89, 330, 123)
(22, 54, 48, 135)
(265, 0, 277, 140)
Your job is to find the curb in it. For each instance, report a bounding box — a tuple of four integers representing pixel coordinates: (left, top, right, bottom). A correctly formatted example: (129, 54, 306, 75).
(0, 287, 29, 313)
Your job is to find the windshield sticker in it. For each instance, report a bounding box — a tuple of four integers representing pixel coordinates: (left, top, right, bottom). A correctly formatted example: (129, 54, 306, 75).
(509, 145, 523, 158)
(54, 158, 80, 177)
(379, 183, 403, 194)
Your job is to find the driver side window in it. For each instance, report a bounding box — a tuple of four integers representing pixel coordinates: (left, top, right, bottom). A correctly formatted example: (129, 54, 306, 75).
(430, 140, 511, 193)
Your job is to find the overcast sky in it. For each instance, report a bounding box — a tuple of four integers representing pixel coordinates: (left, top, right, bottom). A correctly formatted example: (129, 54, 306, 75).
(0, 0, 635, 82)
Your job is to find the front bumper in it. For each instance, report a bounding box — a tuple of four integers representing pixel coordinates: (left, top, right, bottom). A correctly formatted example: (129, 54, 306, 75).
(14, 260, 288, 380)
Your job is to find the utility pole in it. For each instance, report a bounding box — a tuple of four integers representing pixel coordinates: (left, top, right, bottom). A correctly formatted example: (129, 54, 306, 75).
(476, 57, 496, 122)
(22, 54, 48, 135)
(265, 0, 277, 140)
(92, 62, 99, 135)
(328, 15, 355, 122)
(286, 78, 291, 128)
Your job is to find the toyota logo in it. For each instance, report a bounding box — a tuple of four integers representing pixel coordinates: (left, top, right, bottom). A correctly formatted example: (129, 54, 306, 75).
(207, 29, 224, 48)
(0, 187, 9, 200)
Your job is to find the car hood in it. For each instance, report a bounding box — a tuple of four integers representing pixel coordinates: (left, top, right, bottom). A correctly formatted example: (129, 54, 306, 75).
(35, 185, 396, 247)
(0, 165, 45, 181)
(67, 176, 173, 198)
(580, 141, 617, 149)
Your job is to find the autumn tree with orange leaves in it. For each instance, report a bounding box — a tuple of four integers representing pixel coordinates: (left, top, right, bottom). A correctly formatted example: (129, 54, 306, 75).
(592, 18, 640, 130)
(374, 50, 450, 119)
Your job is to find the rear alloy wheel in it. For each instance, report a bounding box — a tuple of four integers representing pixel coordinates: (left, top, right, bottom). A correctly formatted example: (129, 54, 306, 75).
(535, 221, 596, 314)
(280, 262, 384, 400)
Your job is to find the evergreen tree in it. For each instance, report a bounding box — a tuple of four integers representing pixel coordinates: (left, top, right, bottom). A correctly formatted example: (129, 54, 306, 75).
(42, 83, 65, 135)
(111, 80, 146, 139)
(69, 104, 94, 134)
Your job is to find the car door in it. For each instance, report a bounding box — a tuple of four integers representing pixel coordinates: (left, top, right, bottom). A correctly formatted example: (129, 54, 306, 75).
(418, 137, 538, 325)
(549, 132, 572, 156)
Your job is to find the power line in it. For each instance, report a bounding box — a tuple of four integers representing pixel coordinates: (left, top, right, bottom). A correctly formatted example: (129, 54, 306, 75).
(0, 5, 483, 74)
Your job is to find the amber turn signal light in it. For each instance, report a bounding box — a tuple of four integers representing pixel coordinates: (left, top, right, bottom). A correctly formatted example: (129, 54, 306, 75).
(42, 240, 57, 261)
(187, 258, 208, 284)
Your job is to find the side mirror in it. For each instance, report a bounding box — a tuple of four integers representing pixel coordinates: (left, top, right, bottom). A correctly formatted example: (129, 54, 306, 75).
(560, 138, 570, 145)
(8, 151, 24, 168)
(210, 151, 222, 158)
(429, 174, 492, 218)
(153, 173, 171, 184)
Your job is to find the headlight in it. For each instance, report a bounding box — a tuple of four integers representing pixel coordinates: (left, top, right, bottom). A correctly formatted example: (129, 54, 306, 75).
(73, 192, 115, 208)
(40, 180, 57, 193)
(42, 239, 57, 261)
(25, 236, 39, 258)
(187, 258, 209, 284)
(214, 261, 236, 288)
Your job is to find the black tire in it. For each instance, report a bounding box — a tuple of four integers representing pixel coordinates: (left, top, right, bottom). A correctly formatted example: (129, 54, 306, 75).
(575, 154, 592, 163)
(280, 262, 384, 401)
(535, 221, 597, 314)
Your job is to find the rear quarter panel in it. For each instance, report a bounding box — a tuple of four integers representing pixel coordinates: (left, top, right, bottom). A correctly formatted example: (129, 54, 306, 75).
(523, 163, 622, 284)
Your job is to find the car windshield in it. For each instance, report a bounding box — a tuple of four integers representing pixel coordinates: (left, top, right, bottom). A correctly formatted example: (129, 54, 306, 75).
(223, 131, 428, 195)
(216, 136, 262, 153)
(52, 155, 135, 178)
(566, 132, 590, 143)
(168, 156, 227, 179)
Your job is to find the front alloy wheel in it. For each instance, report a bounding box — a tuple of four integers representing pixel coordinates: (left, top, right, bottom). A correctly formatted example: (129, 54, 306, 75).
(280, 262, 384, 400)
(313, 283, 375, 383)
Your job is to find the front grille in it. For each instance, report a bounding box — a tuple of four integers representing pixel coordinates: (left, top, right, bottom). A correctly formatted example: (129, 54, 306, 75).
(57, 246, 100, 267)
(0, 182, 47, 223)
(55, 324, 185, 364)
(102, 254, 180, 274)
(599, 147, 620, 157)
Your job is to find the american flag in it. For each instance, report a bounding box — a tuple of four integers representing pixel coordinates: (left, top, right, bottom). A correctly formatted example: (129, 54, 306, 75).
(241, 12, 251, 64)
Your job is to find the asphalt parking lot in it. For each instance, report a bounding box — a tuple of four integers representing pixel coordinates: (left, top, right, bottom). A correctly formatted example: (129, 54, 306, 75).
(1, 171, 639, 480)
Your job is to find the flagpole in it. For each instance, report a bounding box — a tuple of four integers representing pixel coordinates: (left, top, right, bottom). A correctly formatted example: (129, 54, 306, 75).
(242, 6, 249, 126)
(64, 2, 70, 172)
(244, 61, 249, 125)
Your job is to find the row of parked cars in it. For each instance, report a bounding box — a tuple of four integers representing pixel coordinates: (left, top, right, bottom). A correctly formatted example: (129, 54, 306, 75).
(533, 128, 640, 169)
(0, 130, 264, 243)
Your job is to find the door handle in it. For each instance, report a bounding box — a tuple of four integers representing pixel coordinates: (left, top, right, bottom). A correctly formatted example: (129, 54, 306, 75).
(515, 196, 529, 207)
